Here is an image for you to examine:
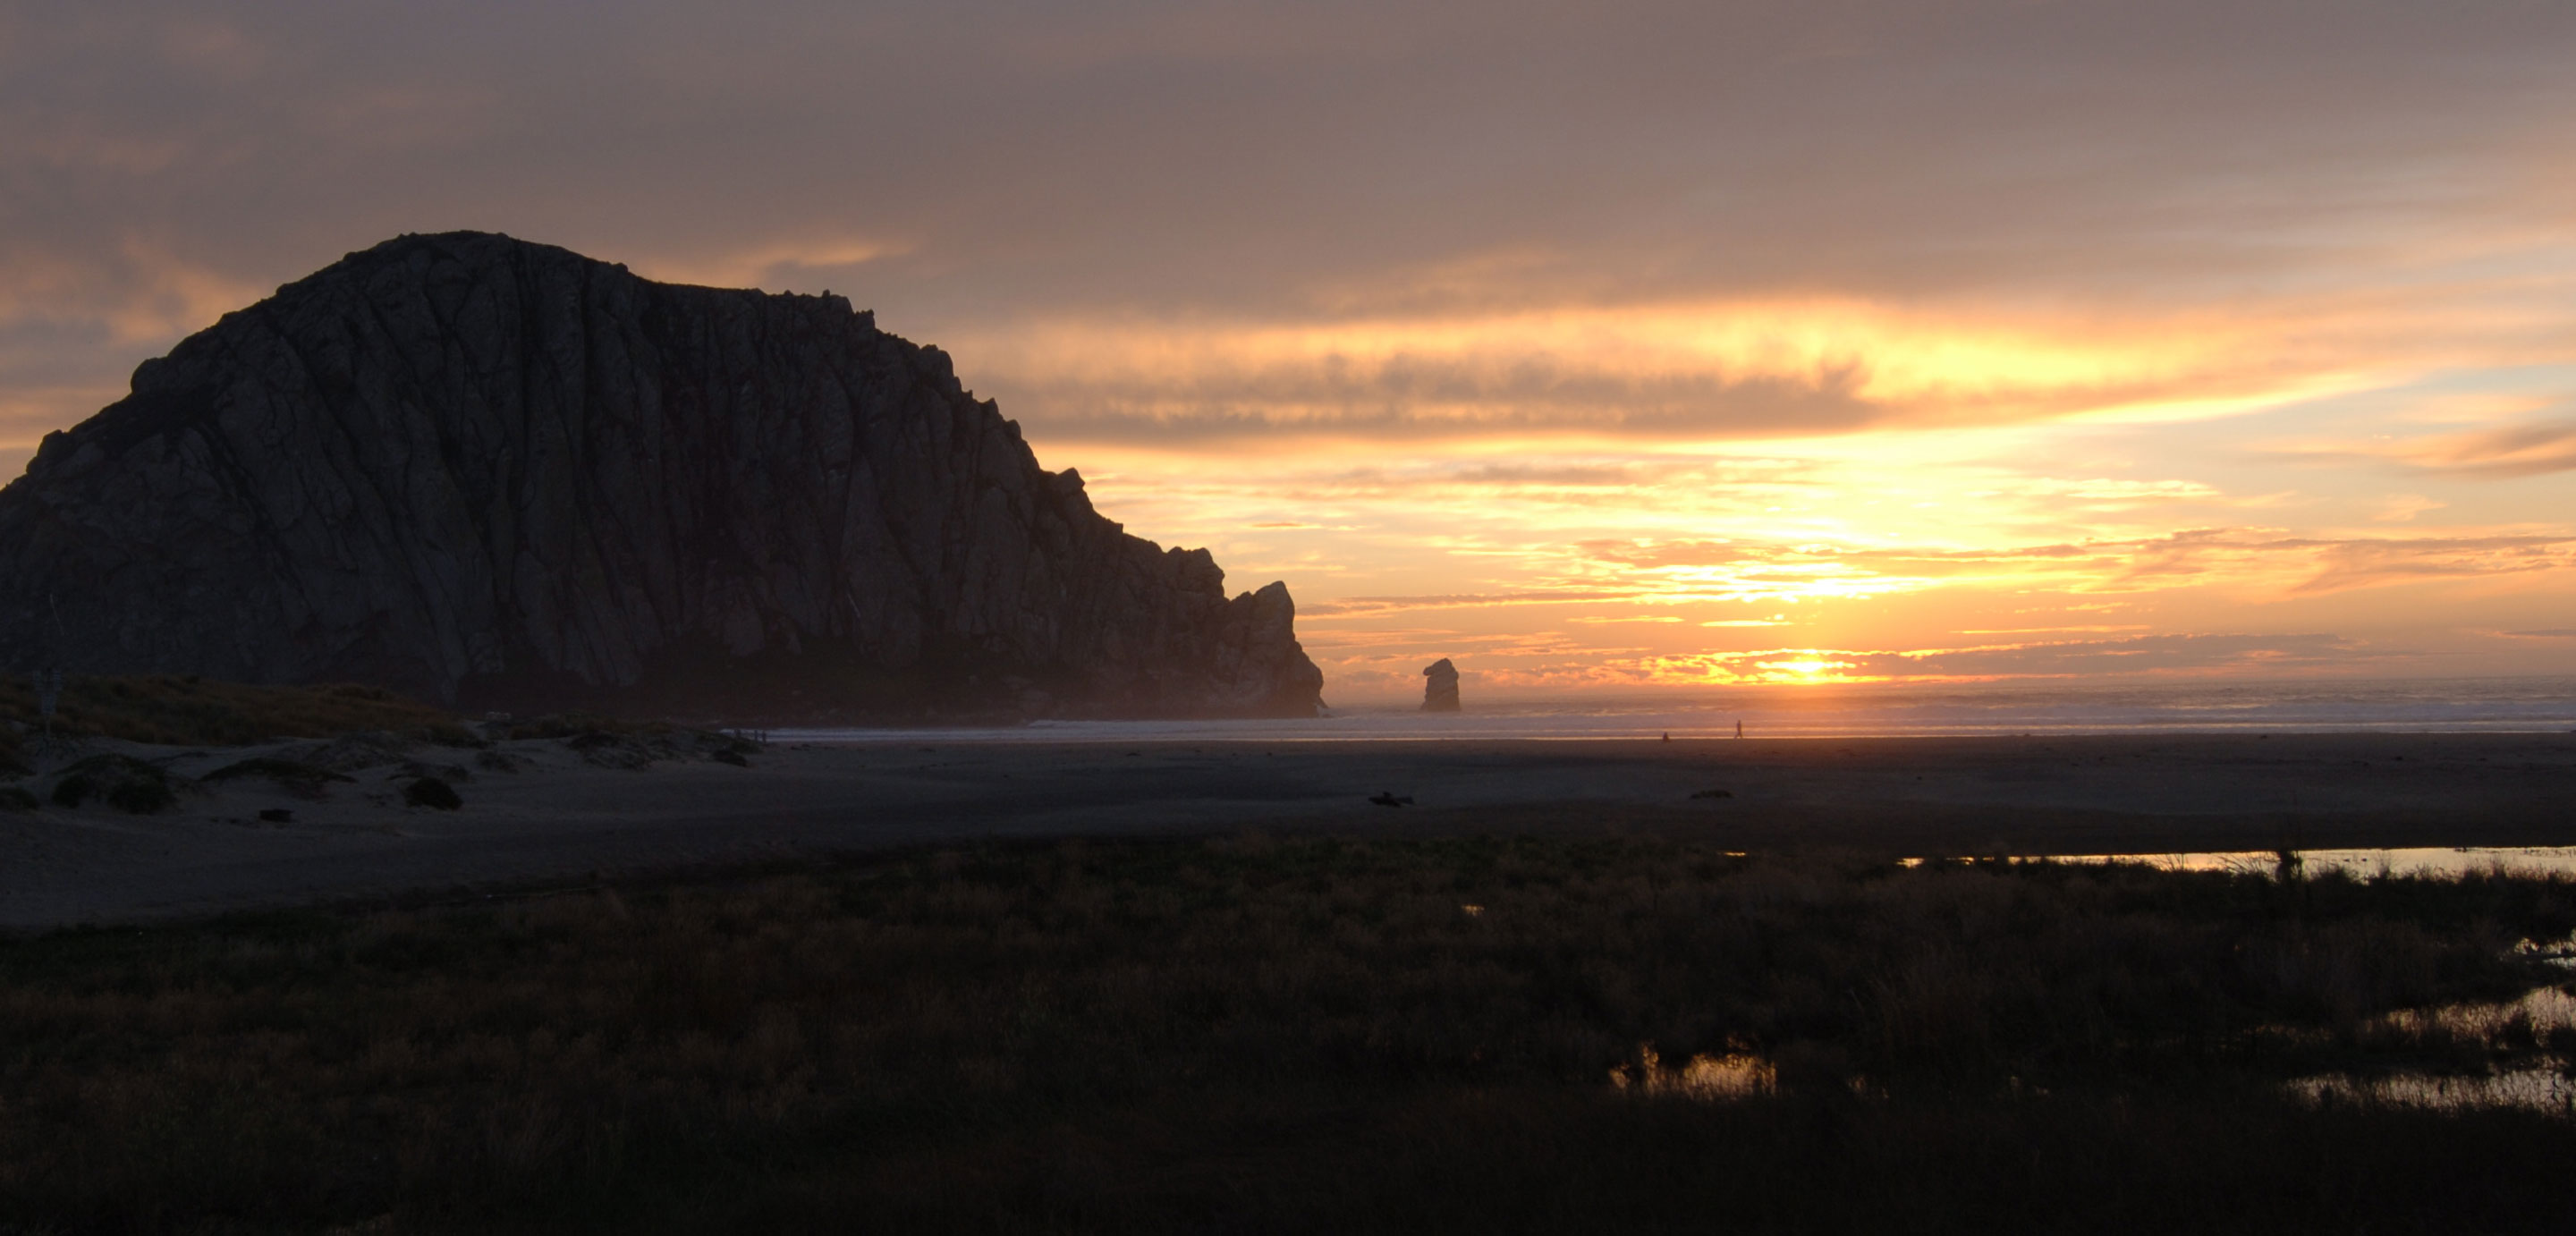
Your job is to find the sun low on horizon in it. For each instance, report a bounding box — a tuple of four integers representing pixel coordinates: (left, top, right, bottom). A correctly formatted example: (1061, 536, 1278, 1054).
(5, 1, 2574, 706)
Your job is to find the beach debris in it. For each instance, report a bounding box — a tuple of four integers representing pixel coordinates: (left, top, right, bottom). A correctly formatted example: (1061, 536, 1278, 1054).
(711, 748, 750, 766)
(1420, 657, 1461, 712)
(1690, 788, 1733, 800)
(258, 807, 294, 823)
(1460, 903, 1485, 918)
(1368, 791, 1415, 807)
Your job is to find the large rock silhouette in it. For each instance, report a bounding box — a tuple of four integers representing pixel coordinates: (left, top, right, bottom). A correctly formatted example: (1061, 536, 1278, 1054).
(0, 233, 1325, 719)
(1420, 658, 1461, 712)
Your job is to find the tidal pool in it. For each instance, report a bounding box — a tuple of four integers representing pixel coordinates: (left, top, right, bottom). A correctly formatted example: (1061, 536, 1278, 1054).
(2291, 988, 2576, 1113)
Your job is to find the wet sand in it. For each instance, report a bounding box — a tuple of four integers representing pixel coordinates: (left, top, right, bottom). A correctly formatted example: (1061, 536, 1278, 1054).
(4, 730, 2573, 928)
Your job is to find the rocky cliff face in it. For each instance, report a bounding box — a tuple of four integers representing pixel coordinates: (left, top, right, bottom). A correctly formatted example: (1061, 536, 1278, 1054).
(0, 233, 1325, 719)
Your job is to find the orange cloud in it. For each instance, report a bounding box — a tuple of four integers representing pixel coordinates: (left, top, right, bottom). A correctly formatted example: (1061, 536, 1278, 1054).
(946, 297, 2310, 444)
(1563, 529, 2576, 603)
(2397, 419, 2576, 478)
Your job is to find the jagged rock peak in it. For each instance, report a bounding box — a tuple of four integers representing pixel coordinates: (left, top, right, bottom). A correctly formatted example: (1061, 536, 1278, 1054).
(0, 231, 1326, 719)
(1421, 658, 1461, 712)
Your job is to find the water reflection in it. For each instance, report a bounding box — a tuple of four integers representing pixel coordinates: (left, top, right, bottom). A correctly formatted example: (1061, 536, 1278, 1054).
(1610, 1045, 1776, 1099)
(1905, 847, 2576, 879)
(2292, 1069, 2576, 1113)
(1609, 971, 2576, 1114)
(2291, 988, 2576, 1113)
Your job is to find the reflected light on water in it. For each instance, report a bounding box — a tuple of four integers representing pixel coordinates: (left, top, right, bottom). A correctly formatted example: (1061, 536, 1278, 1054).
(2269, 974, 2575, 1114)
(1609, 1045, 1777, 1100)
(2292, 989, 2576, 1116)
(1903, 848, 2576, 880)
(2291, 1069, 2576, 1113)
(2387, 986, 2576, 1042)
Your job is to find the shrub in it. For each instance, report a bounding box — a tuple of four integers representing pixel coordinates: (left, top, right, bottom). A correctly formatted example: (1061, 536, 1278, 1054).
(0, 784, 37, 811)
(105, 775, 174, 814)
(474, 749, 529, 774)
(412, 722, 490, 749)
(50, 774, 95, 808)
(506, 713, 670, 741)
(204, 758, 353, 786)
(204, 758, 354, 800)
(49, 755, 181, 814)
(402, 775, 462, 810)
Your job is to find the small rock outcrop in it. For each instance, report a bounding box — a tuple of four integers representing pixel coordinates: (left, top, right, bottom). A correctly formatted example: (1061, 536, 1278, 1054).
(1421, 658, 1461, 712)
(0, 233, 1326, 719)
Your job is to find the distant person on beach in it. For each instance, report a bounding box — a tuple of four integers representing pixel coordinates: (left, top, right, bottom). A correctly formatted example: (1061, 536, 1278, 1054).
(1735, 720, 1743, 739)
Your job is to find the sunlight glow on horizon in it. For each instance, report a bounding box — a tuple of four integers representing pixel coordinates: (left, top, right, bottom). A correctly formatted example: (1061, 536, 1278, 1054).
(1032, 332, 2576, 701)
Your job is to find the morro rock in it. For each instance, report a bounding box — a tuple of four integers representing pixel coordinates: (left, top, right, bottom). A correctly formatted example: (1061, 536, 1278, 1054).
(1420, 658, 1461, 712)
(0, 233, 1326, 719)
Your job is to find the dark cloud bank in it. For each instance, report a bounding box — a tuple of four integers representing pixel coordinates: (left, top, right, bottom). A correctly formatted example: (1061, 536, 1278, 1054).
(5, 0, 2574, 456)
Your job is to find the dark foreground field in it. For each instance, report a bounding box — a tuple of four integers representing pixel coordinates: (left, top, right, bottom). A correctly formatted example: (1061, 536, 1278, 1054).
(6, 836, 2576, 1233)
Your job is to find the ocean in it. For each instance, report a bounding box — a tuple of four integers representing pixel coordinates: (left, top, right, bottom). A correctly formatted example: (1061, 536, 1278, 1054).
(774, 675, 2576, 745)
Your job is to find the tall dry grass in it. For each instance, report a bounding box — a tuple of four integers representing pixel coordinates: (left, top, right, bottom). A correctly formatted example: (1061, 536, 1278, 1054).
(2, 837, 2572, 1232)
(0, 675, 464, 748)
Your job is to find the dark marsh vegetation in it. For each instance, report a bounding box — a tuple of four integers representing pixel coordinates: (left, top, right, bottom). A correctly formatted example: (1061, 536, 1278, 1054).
(4, 836, 2574, 1233)
(0, 675, 463, 749)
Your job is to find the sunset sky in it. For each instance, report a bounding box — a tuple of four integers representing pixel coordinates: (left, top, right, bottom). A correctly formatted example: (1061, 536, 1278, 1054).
(4, 2, 2574, 702)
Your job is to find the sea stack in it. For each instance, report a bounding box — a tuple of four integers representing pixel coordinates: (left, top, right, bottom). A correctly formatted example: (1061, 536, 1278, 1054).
(1421, 658, 1461, 712)
(0, 233, 1326, 720)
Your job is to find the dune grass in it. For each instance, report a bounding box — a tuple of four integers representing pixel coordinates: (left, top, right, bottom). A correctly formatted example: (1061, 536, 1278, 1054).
(3, 836, 2573, 1232)
(0, 674, 468, 749)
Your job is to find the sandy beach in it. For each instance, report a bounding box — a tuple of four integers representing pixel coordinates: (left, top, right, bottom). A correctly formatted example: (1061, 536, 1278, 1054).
(4, 729, 2573, 929)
